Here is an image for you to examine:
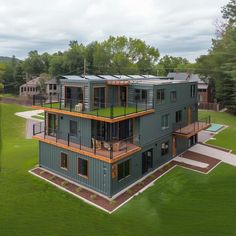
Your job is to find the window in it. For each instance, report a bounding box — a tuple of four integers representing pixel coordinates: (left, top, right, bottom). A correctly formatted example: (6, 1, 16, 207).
(49, 84, 52, 90)
(135, 89, 147, 102)
(53, 84, 57, 90)
(176, 110, 182, 123)
(118, 160, 130, 181)
(157, 89, 165, 104)
(94, 87, 105, 108)
(69, 120, 77, 137)
(78, 158, 88, 177)
(170, 91, 177, 102)
(161, 142, 169, 156)
(142, 149, 153, 174)
(190, 84, 197, 97)
(61, 152, 68, 169)
(161, 114, 169, 130)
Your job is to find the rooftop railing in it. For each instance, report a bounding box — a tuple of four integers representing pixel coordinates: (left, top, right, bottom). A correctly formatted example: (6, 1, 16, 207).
(32, 95, 154, 119)
(33, 123, 140, 159)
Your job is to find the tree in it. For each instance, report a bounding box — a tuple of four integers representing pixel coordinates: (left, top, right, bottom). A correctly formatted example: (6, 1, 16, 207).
(22, 50, 46, 76)
(156, 55, 189, 76)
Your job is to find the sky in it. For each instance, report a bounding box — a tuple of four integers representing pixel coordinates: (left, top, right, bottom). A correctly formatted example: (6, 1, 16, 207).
(0, 0, 229, 62)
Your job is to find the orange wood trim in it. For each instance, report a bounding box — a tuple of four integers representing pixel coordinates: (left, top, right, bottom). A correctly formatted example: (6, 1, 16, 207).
(33, 136, 141, 164)
(32, 106, 155, 123)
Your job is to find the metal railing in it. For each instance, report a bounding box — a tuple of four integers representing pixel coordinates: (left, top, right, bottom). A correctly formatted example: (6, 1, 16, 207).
(173, 116, 211, 135)
(32, 123, 139, 159)
(33, 95, 154, 119)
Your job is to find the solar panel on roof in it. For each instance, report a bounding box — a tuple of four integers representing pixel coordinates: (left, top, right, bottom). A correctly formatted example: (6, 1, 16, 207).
(84, 75, 103, 80)
(98, 75, 118, 80)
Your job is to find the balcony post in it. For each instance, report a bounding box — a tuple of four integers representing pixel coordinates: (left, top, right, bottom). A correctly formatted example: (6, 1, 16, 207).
(33, 124, 35, 135)
(59, 97, 62, 110)
(67, 133, 70, 146)
(126, 139, 128, 152)
(146, 97, 148, 110)
(111, 105, 114, 119)
(70, 100, 72, 112)
(136, 100, 138, 113)
(33, 95, 35, 106)
(50, 95, 52, 108)
(110, 144, 113, 159)
(79, 131, 81, 150)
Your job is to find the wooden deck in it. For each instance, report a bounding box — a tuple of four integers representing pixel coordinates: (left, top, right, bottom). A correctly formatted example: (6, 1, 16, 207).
(33, 133, 141, 163)
(173, 121, 211, 138)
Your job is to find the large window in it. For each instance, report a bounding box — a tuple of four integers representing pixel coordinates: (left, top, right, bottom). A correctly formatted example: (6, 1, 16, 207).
(94, 87, 105, 108)
(78, 158, 88, 177)
(176, 110, 182, 123)
(161, 142, 169, 156)
(170, 91, 177, 102)
(135, 89, 147, 103)
(142, 149, 153, 174)
(157, 89, 165, 104)
(60, 152, 68, 169)
(69, 120, 77, 137)
(118, 160, 130, 181)
(161, 114, 169, 130)
(190, 84, 197, 98)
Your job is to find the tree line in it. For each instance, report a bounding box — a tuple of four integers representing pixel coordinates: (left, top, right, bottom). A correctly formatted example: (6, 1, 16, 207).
(0, 0, 235, 113)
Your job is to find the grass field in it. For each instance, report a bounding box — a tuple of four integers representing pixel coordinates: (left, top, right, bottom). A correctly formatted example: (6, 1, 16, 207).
(1, 103, 236, 235)
(199, 110, 236, 153)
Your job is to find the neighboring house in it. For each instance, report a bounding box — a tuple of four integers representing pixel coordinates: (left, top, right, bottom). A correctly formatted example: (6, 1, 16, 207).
(45, 78, 60, 97)
(19, 77, 41, 97)
(32, 75, 210, 198)
(167, 73, 213, 103)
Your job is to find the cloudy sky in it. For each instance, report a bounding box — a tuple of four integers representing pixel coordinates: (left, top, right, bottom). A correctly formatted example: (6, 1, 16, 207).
(0, 0, 229, 61)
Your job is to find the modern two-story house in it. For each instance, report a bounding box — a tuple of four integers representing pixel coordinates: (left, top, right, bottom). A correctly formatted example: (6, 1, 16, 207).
(32, 75, 210, 198)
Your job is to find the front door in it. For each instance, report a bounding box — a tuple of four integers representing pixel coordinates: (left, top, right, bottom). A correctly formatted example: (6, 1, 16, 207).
(120, 86, 127, 107)
(48, 113, 57, 136)
(188, 106, 192, 125)
(142, 149, 153, 174)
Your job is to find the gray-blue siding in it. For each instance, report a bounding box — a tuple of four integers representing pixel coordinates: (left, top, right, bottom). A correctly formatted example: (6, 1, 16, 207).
(39, 142, 112, 196)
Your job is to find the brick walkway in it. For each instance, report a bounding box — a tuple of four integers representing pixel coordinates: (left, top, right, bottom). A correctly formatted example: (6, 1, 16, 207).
(29, 150, 221, 213)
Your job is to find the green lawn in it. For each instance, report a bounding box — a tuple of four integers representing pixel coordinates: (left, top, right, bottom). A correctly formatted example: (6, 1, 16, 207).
(0, 93, 18, 98)
(89, 106, 142, 117)
(199, 110, 236, 153)
(1, 103, 236, 235)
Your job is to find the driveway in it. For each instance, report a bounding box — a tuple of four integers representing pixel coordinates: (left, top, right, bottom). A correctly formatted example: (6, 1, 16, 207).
(189, 144, 236, 167)
(15, 109, 44, 139)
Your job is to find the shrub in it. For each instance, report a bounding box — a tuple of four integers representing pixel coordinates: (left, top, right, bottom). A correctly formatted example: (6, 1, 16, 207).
(49, 175, 56, 181)
(139, 181, 145, 186)
(61, 181, 68, 187)
(109, 200, 117, 205)
(76, 187, 82, 193)
(40, 170, 45, 175)
(126, 189, 133, 195)
(90, 194, 97, 200)
(150, 174, 156, 179)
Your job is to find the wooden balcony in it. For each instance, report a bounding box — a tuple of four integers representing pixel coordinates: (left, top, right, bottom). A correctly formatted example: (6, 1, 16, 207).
(173, 119, 211, 138)
(32, 128, 141, 164)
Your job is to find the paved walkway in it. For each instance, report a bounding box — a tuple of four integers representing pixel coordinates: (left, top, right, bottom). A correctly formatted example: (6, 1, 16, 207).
(174, 156, 209, 168)
(15, 109, 44, 139)
(15, 109, 44, 121)
(189, 144, 236, 167)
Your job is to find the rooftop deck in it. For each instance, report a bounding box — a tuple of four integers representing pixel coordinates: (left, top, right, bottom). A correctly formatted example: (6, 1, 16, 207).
(32, 96, 154, 122)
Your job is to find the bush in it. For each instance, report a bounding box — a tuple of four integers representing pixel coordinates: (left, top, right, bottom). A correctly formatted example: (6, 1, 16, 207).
(61, 181, 68, 187)
(49, 175, 56, 181)
(126, 189, 133, 195)
(109, 200, 117, 205)
(90, 194, 97, 200)
(76, 187, 82, 193)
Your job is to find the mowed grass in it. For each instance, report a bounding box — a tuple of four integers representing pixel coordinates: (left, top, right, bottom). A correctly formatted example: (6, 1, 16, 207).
(89, 106, 142, 117)
(199, 110, 236, 153)
(1, 103, 236, 235)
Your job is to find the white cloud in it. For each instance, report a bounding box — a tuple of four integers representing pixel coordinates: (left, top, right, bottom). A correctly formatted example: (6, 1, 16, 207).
(0, 0, 229, 61)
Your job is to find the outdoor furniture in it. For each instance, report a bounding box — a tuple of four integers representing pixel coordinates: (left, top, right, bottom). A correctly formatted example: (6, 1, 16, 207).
(92, 138, 102, 150)
(75, 103, 83, 112)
